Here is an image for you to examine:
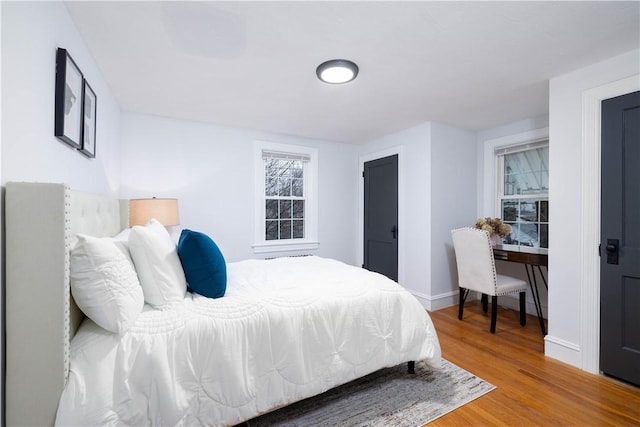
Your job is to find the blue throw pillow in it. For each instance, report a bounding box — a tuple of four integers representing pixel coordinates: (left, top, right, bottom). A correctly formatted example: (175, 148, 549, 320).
(177, 229, 226, 298)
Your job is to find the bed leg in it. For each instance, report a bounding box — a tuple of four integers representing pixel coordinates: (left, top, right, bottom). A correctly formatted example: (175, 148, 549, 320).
(407, 361, 415, 374)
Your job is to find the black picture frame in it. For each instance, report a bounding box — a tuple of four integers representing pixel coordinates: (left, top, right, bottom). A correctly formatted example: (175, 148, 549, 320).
(54, 48, 84, 148)
(79, 80, 97, 158)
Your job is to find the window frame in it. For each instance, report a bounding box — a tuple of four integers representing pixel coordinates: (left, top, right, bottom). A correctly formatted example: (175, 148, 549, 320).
(482, 128, 549, 249)
(253, 141, 319, 254)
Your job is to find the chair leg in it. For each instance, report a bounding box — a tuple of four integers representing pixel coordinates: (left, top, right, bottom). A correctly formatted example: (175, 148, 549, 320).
(490, 295, 498, 333)
(458, 288, 470, 320)
(481, 293, 488, 313)
(519, 291, 526, 326)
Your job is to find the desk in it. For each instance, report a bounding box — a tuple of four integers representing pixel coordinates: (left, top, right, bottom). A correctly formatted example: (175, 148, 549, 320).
(493, 245, 548, 335)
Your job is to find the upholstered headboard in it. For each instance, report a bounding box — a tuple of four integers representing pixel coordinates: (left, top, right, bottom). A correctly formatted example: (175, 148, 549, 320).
(5, 182, 128, 426)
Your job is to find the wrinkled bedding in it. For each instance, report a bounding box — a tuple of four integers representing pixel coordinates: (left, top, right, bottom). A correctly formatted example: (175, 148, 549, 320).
(55, 256, 441, 426)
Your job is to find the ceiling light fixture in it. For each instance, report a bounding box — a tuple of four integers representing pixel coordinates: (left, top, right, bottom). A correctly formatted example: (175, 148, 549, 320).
(316, 59, 359, 84)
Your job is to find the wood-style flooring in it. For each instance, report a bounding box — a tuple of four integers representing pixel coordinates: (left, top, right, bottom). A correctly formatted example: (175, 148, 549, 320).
(428, 301, 640, 426)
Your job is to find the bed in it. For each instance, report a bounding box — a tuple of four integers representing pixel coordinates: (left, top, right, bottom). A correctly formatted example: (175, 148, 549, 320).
(5, 182, 441, 426)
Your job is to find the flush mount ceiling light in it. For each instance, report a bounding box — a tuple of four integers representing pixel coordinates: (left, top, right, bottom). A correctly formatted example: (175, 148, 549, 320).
(316, 59, 359, 84)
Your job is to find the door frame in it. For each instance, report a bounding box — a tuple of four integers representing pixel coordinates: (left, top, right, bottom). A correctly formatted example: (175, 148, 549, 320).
(358, 146, 405, 284)
(579, 75, 639, 374)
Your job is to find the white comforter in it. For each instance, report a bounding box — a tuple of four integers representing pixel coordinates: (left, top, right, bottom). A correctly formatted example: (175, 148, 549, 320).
(56, 256, 441, 426)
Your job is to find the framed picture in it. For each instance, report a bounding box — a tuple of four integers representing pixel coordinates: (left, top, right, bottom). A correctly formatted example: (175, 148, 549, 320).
(54, 48, 83, 148)
(80, 80, 97, 158)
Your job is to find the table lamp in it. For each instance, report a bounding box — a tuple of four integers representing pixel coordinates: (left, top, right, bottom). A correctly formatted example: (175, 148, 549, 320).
(129, 197, 179, 227)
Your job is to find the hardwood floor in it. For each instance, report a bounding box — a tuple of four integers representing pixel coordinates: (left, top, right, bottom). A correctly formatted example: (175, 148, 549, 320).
(428, 301, 640, 426)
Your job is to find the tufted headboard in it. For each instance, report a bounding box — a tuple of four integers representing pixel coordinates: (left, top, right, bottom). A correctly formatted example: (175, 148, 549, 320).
(5, 182, 128, 426)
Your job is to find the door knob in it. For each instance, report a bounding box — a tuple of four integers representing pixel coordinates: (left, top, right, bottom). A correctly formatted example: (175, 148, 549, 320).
(391, 226, 398, 239)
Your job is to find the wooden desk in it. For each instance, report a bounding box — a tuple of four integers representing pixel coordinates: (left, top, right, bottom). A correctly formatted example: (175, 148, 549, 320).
(493, 245, 548, 267)
(493, 245, 548, 335)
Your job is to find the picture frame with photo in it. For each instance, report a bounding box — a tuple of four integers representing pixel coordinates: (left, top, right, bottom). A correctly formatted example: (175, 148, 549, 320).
(54, 48, 83, 148)
(80, 80, 97, 158)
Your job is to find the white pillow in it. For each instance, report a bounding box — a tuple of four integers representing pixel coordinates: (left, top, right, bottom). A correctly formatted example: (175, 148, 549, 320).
(70, 234, 144, 334)
(128, 219, 187, 307)
(112, 227, 132, 260)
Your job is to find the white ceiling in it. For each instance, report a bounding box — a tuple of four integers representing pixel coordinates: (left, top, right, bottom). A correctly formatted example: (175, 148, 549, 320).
(65, 1, 639, 144)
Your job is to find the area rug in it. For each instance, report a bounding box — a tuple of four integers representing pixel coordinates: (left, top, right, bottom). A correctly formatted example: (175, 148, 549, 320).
(245, 359, 495, 426)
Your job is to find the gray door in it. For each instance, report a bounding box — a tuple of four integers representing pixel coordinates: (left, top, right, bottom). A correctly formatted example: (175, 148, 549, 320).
(600, 90, 640, 386)
(363, 155, 398, 281)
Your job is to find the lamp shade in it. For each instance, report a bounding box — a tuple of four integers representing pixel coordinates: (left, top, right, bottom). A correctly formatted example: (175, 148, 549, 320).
(129, 198, 180, 227)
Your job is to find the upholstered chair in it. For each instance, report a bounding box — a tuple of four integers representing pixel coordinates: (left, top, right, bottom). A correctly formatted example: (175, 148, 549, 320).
(451, 227, 528, 333)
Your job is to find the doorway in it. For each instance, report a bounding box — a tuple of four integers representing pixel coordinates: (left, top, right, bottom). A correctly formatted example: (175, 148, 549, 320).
(363, 154, 399, 281)
(600, 90, 640, 386)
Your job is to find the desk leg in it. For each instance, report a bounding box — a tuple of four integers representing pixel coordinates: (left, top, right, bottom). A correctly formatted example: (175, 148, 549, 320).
(525, 264, 546, 335)
(537, 265, 548, 291)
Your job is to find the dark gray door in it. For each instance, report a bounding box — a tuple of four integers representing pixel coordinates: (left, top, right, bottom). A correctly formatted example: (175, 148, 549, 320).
(600, 90, 640, 386)
(363, 155, 398, 281)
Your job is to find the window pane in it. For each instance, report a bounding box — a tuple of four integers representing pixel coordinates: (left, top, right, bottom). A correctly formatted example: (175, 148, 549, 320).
(504, 147, 548, 196)
(502, 200, 517, 221)
(279, 200, 291, 219)
(265, 159, 279, 176)
(278, 159, 290, 174)
(293, 220, 304, 238)
(279, 220, 291, 239)
(503, 222, 517, 245)
(519, 201, 538, 222)
(279, 160, 292, 177)
(518, 223, 539, 247)
(504, 173, 518, 196)
(266, 199, 278, 219)
(292, 163, 303, 179)
(278, 177, 291, 197)
(265, 177, 278, 196)
(266, 221, 278, 240)
(293, 200, 304, 219)
(292, 178, 303, 197)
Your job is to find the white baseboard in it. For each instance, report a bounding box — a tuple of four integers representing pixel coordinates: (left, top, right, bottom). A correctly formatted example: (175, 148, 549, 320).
(410, 289, 459, 311)
(409, 289, 547, 320)
(544, 335, 581, 369)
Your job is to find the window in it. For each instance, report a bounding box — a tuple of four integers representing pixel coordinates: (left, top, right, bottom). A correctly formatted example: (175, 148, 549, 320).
(253, 141, 318, 253)
(496, 141, 549, 248)
(264, 154, 306, 241)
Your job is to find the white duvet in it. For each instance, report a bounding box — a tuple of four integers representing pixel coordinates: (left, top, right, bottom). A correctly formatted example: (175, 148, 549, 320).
(56, 256, 441, 426)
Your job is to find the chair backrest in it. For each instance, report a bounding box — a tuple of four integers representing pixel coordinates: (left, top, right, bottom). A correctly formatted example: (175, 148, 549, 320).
(451, 227, 497, 295)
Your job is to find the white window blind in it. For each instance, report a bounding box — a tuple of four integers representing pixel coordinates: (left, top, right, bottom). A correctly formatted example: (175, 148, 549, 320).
(495, 139, 548, 157)
(262, 150, 311, 162)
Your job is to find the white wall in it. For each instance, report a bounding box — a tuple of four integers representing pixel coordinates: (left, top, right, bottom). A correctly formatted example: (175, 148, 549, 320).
(1, 2, 122, 194)
(119, 112, 358, 264)
(429, 122, 476, 303)
(547, 48, 640, 368)
(358, 121, 477, 309)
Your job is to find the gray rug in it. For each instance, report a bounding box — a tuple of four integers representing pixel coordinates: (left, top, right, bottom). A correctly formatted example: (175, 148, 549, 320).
(244, 359, 495, 426)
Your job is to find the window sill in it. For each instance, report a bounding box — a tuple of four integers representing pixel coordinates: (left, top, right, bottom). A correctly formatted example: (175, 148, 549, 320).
(252, 240, 319, 254)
